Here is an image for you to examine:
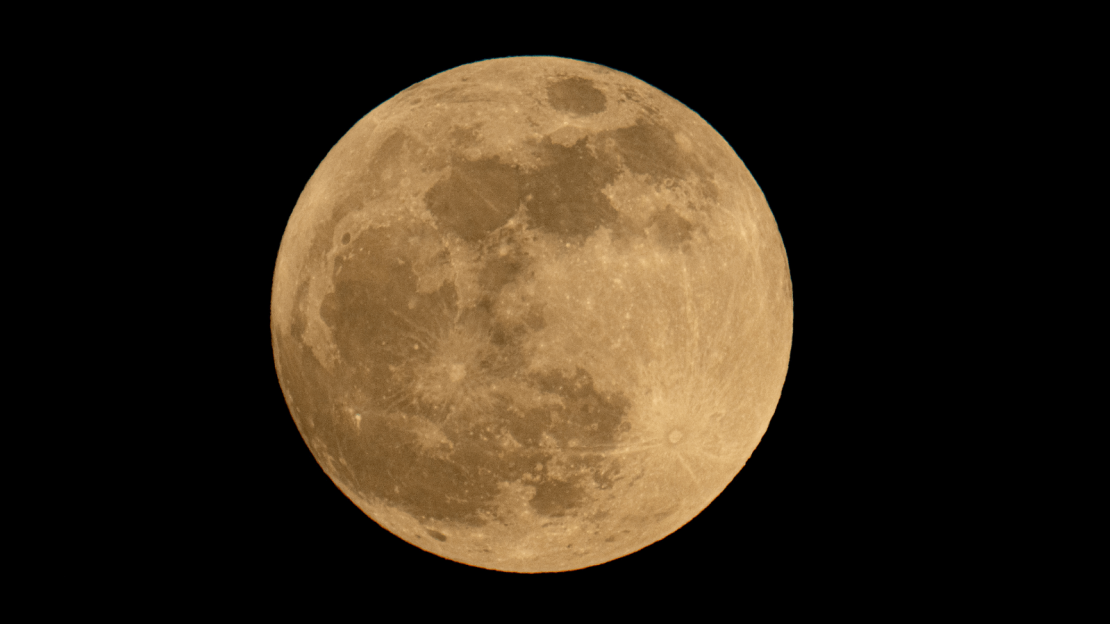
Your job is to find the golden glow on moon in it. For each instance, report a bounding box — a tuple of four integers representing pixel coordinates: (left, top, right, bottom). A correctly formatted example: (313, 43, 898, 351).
(271, 56, 792, 573)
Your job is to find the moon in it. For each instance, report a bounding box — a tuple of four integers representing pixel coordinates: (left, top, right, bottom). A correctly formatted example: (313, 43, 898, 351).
(271, 56, 792, 573)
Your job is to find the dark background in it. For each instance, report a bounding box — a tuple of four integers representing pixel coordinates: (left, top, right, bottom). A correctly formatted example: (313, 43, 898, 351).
(30, 11, 1066, 606)
(162, 42, 940, 596)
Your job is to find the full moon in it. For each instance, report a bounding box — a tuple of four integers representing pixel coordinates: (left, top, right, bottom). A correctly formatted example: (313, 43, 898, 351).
(271, 56, 792, 573)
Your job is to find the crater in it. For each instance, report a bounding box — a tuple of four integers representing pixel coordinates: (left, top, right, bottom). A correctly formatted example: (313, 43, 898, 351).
(428, 529, 448, 542)
(448, 363, 466, 383)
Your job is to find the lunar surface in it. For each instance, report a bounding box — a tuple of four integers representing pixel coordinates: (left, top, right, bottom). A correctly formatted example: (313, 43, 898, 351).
(271, 56, 792, 572)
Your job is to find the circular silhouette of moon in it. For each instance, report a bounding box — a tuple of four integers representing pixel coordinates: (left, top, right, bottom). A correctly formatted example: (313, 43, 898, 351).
(271, 56, 792, 573)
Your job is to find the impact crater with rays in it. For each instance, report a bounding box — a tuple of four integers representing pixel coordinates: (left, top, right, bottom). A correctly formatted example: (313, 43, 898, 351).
(271, 56, 793, 573)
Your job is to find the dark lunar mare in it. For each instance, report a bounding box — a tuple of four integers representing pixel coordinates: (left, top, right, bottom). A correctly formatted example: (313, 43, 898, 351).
(423, 114, 714, 244)
(546, 77, 608, 115)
